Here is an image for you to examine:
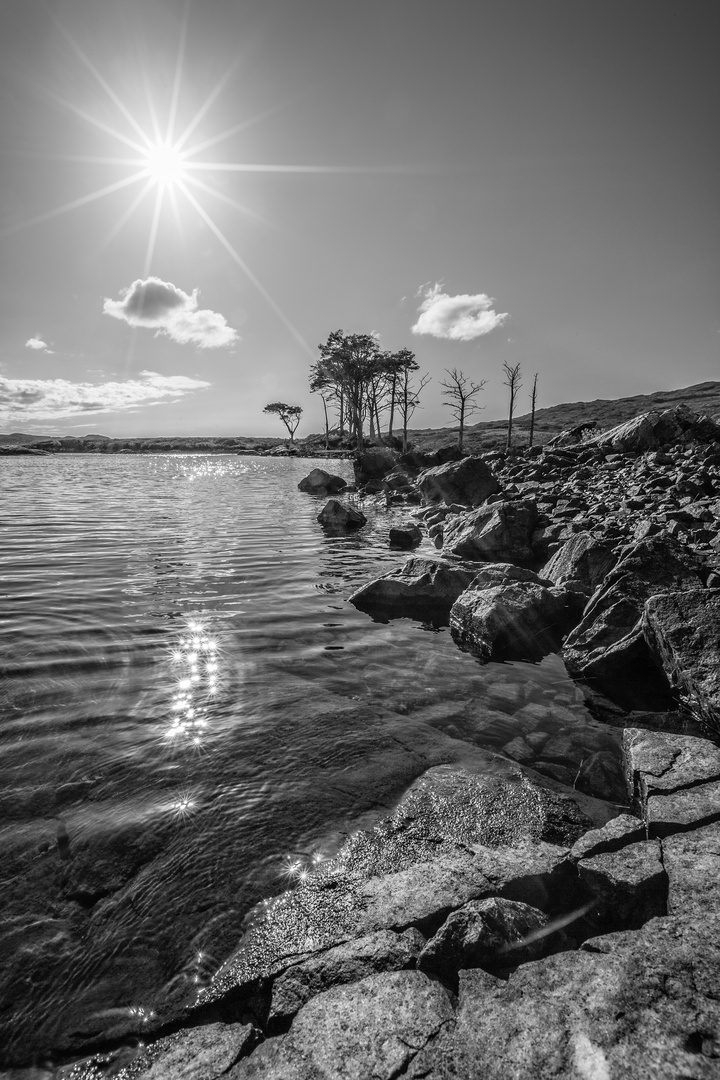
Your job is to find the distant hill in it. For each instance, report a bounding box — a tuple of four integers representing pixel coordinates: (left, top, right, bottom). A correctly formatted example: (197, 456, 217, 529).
(3, 381, 719, 454)
(408, 380, 720, 452)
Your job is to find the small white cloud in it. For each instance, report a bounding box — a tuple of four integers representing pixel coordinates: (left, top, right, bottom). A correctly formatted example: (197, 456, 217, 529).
(103, 276, 238, 349)
(25, 337, 54, 353)
(411, 283, 508, 341)
(0, 370, 210, 421)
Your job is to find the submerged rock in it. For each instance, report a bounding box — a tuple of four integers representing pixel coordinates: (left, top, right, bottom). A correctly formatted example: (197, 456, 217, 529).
(349, 557, 476, 619)
(316, 499, 367, 531)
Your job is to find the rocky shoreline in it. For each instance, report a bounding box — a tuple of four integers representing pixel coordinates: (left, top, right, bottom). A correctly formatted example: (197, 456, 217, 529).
(16, 403, 720, 1079)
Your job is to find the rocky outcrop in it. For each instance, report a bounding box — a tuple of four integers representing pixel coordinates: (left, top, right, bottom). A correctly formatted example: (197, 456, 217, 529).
(642, 589, 720, 732)
(316, 500, 367, 531)
(588, 403, 720, 454)
(297, 468, 347, 495)
(541, 532, 619, 596)
(348, 557, 477, 619)
(416, 456, 500, 507)
(442, 499, 537, 564)
(561, 535, 706, 708)
(353, 448, 398, 489)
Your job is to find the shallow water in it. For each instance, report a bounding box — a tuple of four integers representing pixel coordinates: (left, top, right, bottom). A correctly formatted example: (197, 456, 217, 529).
(0, 454, 625, 1064)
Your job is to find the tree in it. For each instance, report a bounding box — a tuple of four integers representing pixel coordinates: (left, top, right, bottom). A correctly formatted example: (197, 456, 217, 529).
(528, 372, 539, 448)
(502, 361, 522, 451)
(314, 331, 382, 452)
(263, 402, 303, 442)
(384, 348, 417, 442)
(396, 369, 431, 453)
(439, 368, 486, 452)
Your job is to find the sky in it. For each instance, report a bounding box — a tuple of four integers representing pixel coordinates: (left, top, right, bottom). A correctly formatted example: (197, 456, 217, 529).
(0, 0, 718, 438)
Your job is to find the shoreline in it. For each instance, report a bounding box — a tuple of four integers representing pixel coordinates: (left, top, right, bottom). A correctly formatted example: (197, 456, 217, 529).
(10, 402, 720, 1078)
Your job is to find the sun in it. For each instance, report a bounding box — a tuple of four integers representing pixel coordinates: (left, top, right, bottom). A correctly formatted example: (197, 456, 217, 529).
(144, 142, 187, 188)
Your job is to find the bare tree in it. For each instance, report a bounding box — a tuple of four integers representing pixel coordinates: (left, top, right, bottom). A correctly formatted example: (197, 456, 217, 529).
(397, 370, 431, 453)
(439, 368, 486, 452)
(502, 362, 522, 451)
(528, 372, 539, 448)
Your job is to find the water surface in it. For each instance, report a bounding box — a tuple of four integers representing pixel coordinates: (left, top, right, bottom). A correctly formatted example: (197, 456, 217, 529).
(0, 454, 624, 1064)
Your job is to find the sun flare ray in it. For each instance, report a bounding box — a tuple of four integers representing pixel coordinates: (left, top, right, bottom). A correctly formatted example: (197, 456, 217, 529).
(167, 0, 191, 146)
(182, 172, 267, 223)
(173, 62, 240, 153)
(103, 177, 156, 248)
(144, 186, 166, 277)
(1, 170, 150, 238)
(51, 95, 149, 156)
(177, 180, 316, 358)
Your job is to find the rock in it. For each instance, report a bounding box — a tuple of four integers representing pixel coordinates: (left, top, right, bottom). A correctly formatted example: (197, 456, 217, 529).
(642, 590, 720, 733)
(576, 840, 667, 930)
(133, 1022, 257, 1080)
(409, 916, 720, 1079)
(541, 532, 619, 594)
(623, 728, 720, 804)
(353, 448, 398, 486)
(268, 928, 425, 1026)
(316, 499, 367, 531)
(450, 581, 574, 663)
(388, 521, 422, 549)
(646, 778, 720, 837)
(562, 535, 706, 708)
(589, 404, 720, 453)
(569, 814, 646, 862)
(441, 500, 538, 564)
(297, 469, 347, 495)
(417, 897, 548, 977)
(348, 557, 477, 619)
(662, 820, 720, 919)
(228, 971, 455, 1080)
(467, 562, 552, 588)
(416, 456, 500, 508)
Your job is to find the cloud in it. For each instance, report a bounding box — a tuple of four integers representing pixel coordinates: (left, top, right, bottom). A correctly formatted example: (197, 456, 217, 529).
(411, 283, 508, 341)
(25, 337, 53, 353)
(0, 370, 210, 421)
(103, 277, 238, 349)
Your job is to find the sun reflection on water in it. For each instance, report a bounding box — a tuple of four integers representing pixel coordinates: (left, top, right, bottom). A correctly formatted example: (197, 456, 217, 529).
(164, 619, 221, 751)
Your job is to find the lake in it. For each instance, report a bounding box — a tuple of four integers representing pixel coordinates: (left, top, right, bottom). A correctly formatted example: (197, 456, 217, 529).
(0, 454, 625, 1067)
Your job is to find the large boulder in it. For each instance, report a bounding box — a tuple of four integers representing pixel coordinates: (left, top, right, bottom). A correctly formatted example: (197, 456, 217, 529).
(441, 500, 538, 565)
(541, 532, 619, 595)
(589, 404, 720, 453)
(317, 500, 367, 531)
(353, 448, 398, 486)
(417, 897, 548, 977)
(562, 535, 706, 708)
(416, 456, 500, 508)
(642, 589, 720, 733)
(348, 557, 477, 619)
(297, 469, 347, 495)
(450, 579, 576, 663)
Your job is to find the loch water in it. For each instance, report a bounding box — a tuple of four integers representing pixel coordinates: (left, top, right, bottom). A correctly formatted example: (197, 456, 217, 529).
(0, 454, 625, 1065)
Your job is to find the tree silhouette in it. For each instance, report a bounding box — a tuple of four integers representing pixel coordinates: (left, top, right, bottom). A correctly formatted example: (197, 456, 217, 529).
(502, 362, 523, 450)
(440, 368, 486, 452)
(263, 402, 303, 442)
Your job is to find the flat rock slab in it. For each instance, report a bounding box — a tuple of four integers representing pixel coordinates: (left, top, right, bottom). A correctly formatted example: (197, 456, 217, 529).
(269, 928, 425, 1024)
(643, 589, 720, 733)
(62, 1022, 256, 1080)
(228, 971, 455, 1080)
(407, 915, 720, 1079)
(647, 778, 720, 836)
(623, 727, 720, 801)
(662, 820, 720, 919)
(577, 839, 667, 929)
(570, 814, 646, 862)
(348, 557, 476, 618)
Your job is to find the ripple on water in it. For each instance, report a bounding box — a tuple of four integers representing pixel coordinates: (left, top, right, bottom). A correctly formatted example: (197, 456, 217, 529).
(0, 454, 625, 1065)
